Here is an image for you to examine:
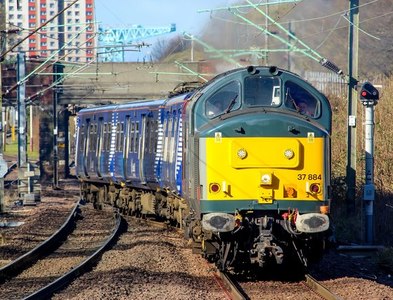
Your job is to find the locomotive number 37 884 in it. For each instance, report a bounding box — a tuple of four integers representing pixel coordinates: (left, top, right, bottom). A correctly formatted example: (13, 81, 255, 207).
(297, 174, 322, 180)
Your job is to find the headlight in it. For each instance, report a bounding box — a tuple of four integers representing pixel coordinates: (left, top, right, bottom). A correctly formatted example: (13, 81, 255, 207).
(237, 148, 247, 159)
(284, 149, 294, 159)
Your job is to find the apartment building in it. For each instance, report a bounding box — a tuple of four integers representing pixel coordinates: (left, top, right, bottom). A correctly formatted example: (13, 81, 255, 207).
(4, 0, 95, 62)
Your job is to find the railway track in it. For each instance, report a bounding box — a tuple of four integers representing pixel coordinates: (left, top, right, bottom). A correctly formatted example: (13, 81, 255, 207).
(137, 218, 342, 299)
(217, 271, 343, 300)
(0, 201, 122, 300)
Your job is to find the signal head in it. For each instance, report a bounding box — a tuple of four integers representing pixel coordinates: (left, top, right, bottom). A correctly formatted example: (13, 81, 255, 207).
(359, 81, 379, 105)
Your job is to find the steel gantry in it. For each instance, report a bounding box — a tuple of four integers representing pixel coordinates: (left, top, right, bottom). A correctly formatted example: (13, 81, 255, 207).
(98, 24, 176, 62)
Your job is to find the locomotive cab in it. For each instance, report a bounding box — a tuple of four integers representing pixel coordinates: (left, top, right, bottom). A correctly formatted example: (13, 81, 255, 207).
(183, 66, 332, 270)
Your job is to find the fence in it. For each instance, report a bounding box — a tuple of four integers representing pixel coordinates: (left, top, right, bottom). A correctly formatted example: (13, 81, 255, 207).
(304, 71, 387, 97)
(304, 71, 347, 97)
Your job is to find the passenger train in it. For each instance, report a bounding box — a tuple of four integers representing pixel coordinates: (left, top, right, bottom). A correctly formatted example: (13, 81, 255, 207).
(75, 66, 332, 271)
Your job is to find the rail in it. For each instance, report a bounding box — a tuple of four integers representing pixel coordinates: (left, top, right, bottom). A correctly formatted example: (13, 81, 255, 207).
(304, 274, 343, 300)
(24, 210, 122, 300)
(0, 199, 81, 282)
(216, 271, 248, 300)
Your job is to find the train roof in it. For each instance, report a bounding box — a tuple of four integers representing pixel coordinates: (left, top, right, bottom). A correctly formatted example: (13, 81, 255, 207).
(78, 99, 166, 115)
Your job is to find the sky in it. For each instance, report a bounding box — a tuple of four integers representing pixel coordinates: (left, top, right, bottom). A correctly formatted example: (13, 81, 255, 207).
(94, 0, 238, 61)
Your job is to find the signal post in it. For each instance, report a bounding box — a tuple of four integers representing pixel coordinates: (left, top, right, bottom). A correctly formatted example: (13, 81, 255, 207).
(359, 82, 379, 244)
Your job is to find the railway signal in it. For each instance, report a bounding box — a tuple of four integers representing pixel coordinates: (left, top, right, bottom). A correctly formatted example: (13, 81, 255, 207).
(359, 81, 379, 244)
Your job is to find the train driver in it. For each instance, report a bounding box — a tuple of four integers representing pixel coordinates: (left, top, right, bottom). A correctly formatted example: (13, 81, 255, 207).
(296, 100, 314, 117)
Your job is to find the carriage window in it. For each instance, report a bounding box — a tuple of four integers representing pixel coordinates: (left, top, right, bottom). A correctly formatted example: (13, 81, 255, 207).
(93, 123, 98, 152)
(205, 80, 241, 118)
(106, 123, 112, 152)
(284, 81, 319, 118)
(148, 118, 156, 154)
(102, 123, 107, 152)
(79, 124, 85, 152)
(130, 122, 135, 153)
(116, 122, 124, 151)
(134, 121, 139, 153)
(89, 123, 96, 151)
(244, 76, 281, 107)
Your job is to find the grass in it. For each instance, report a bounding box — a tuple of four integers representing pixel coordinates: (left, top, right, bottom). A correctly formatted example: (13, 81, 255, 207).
(3, 140, 39, 161)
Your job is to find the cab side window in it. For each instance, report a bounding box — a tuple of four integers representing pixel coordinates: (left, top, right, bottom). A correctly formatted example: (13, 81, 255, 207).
(205, 81, 241, 118)
(284, 81, 320, 117)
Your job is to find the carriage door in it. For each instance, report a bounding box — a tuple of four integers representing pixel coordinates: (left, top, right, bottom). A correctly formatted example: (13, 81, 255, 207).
(123, 116, 131, 179)
(96, 117, 104, 178)
(83, 119, 90, 177)
(138, 115, 147, 184)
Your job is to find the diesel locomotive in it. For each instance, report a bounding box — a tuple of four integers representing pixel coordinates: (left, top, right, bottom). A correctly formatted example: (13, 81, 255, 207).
(75, 66, 332, 271)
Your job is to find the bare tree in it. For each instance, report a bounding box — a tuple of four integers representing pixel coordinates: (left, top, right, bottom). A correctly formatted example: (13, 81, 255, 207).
(151, 34, 191, 62)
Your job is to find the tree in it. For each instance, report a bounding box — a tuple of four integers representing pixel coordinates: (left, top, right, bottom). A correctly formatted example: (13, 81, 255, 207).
(151, 34, 191, 62)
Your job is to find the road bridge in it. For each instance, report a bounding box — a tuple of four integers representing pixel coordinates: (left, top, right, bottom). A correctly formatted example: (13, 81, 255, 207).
(60, 62, 210, 106)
